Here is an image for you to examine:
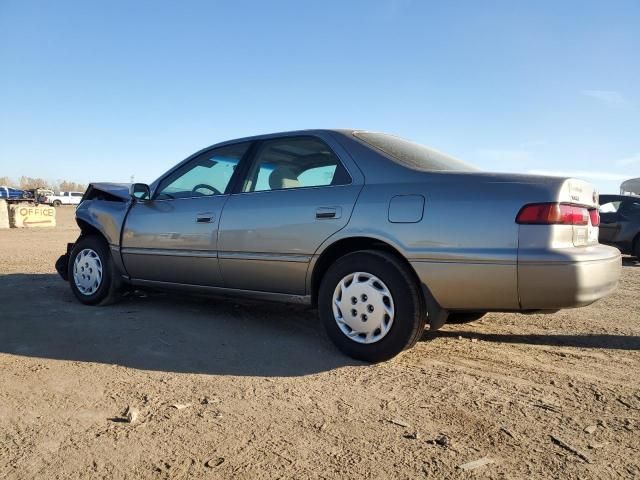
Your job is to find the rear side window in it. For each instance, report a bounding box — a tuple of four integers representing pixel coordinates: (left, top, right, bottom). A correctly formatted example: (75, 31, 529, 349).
(600, 198, 640, 214)
(599, 201, 621, 213)
(243, 137, 351, 193)
(353, 131, 477, 172)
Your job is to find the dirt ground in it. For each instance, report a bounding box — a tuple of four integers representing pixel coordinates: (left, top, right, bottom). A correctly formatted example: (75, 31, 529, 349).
(1, 207, 639, 479)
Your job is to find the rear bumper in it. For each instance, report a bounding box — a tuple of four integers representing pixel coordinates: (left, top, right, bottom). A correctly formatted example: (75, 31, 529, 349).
(600, 240, 632, 256)
(518, 244, 621, 309)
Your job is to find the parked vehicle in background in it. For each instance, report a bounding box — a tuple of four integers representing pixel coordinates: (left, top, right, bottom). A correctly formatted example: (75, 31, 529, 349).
(0, 186, 27, 201)
(43, 191, 84, 207)
(55, 129, 621, 361)
(35, 188, 55, 204)
(17, 187, 54, 205)
(599, 194, 640, 258)
(620, 178, 640, 196)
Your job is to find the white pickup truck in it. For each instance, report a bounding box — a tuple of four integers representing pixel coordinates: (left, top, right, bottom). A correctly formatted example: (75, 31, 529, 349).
(42, 191, 84, 207)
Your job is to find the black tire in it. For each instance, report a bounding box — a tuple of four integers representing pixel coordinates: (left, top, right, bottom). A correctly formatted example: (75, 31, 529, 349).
(52, 200, 62, 207)
(634, 236, 640, 260)
(318, 250, 426, 362)
(68, 235, 121, 305)
(447, 312, 486, 324)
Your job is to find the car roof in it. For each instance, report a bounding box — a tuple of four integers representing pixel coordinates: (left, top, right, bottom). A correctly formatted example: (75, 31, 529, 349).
(600, 194, 639, 203)
(207, 129, 352, 148)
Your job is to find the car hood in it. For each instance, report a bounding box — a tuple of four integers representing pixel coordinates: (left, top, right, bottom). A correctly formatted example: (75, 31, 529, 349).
(84, 182, 131, 201)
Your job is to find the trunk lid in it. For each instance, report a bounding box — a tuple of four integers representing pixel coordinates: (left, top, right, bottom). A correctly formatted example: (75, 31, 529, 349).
(557, 178, 599, 246)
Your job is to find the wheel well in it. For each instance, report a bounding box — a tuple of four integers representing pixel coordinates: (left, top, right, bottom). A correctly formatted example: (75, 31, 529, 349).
(634, 232, 640, 257)
(310, 237, 421, 307)
(77, 219, 105, 241)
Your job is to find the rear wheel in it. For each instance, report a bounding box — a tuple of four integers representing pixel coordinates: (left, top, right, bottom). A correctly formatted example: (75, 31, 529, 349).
(447, 312, 486, 324)
(318, 250, 426, 362)
(68, 235, 121, 305)
(634, 236, 640, 260)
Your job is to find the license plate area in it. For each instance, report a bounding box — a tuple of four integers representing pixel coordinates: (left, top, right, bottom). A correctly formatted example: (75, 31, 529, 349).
(573, 224, 598, 246)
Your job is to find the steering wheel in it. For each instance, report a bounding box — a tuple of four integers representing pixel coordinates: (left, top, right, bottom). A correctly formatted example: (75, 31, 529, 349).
(191, 183, 222, 196)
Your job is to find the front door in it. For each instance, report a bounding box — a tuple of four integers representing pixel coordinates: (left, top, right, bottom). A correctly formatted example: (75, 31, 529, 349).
(121, 142, 251, 286)
(218, 135, 362, 295)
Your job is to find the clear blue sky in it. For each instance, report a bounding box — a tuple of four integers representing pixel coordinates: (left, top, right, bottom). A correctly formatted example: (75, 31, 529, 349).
(1, 0, 638, 193)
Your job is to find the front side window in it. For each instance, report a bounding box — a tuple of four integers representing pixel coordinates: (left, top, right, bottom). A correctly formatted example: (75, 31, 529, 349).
(242, 137, 350, 193)
(157, 142, 250, 200)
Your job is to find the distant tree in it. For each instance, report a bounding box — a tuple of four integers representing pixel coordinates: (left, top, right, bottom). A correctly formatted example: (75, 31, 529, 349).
(0, 175, 86, 191)
(0, 176, 14, 187)
(19, 176, 53, 189)
(57, 180, 87, 192)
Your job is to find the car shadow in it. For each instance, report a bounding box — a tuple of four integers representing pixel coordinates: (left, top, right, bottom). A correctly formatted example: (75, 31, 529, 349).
(0, 273, 362, 377)
(622, 256, 638, 267)
(422, 330, 640, 350)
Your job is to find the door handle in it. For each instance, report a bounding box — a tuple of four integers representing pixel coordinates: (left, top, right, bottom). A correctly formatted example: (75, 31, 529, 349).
(316, 207, 341, 219)
(196, 212, 215, 223)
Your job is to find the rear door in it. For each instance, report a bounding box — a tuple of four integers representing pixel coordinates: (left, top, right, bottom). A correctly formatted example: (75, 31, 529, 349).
(616, 198, 640, 249)
(599, 195, 625, 243)
(218, 134, 363, 295)
(121, 142, 252, 286)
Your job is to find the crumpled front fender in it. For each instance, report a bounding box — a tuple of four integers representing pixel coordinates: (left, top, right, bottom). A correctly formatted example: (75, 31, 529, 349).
(75, 199, 131, 247)
(73, 196, 133, 279)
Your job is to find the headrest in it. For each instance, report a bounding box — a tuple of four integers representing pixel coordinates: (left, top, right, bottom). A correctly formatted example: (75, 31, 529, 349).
(269, 165, 300, 190)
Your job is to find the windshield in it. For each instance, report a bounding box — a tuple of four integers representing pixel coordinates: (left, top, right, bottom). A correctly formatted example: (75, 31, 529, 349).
(353, 131, 478, 172)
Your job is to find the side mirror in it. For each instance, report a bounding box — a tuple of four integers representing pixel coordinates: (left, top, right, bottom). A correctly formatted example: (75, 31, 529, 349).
(130, 183, 150, 201)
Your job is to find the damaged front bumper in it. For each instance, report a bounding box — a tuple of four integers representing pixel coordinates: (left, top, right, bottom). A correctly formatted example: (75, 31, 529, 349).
(55, 242, 74, 281)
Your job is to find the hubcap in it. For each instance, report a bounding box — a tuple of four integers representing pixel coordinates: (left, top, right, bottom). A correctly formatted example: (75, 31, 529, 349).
(73, 248, 103, 295)
(332, 272, 395, 344)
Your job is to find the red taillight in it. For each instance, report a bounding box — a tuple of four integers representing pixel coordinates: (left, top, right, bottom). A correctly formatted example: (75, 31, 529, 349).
(516, 203, 589, 225)
(589, 209, 600, 226)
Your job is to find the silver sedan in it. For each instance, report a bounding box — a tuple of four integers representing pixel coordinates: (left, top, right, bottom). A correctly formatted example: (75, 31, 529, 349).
(56, 130, 622, 361)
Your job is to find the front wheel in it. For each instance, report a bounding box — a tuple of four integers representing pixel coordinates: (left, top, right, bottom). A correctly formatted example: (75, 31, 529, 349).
(318, 250, 426, 362)
(68, 235, 121, 305)
(52, 200, 62, 207)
